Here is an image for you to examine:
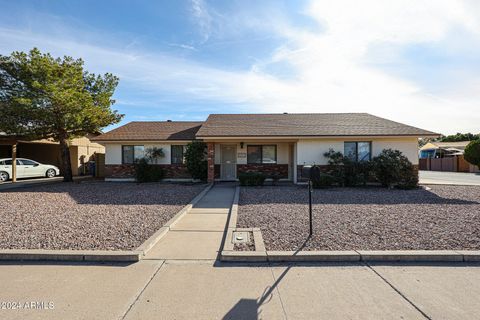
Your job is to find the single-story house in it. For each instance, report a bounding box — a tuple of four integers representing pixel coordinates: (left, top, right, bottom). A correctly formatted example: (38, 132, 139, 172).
(92, 113, 439, 183)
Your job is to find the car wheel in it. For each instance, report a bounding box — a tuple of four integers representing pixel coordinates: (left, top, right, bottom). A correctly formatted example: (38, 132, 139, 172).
(46, 169, 56, 178)
(0, 171, 9, 182)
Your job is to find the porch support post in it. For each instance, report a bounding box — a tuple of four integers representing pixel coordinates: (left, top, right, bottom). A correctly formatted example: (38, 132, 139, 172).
(12, 143, 17, 183)
(293, 142, 298, 184)
(207, 142, 215, 183)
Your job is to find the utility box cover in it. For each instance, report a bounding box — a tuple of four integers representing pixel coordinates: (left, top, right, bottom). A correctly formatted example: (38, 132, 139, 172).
(232, 231, 249, 244)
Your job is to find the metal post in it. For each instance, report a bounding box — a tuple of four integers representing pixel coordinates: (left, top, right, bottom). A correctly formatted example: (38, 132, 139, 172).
(12, 143, 17, 183)
(308, 179, 313, 235)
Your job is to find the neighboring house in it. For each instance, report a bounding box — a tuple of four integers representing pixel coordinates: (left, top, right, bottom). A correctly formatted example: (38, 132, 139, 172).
(419, 141, 479, 173)
(419, 141, 471, 158)
(0, 133, 105, 176)
(93, 113, 439, 183)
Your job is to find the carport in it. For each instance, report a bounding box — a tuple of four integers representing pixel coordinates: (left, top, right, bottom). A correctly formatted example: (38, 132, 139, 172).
(0, 135, 61, 183)
(0, 136, 19, 182)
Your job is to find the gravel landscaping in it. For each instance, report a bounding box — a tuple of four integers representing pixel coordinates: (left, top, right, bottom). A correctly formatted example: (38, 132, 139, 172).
(237, 185, 480, 251)
(0, 182, 206, 251)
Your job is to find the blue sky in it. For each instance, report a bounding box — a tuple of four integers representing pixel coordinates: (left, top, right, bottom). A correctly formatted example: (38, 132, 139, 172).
(1, 0, 479, 134)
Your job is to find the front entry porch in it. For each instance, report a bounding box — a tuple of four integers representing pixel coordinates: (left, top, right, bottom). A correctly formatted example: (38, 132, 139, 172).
(207, 141, 297, 183)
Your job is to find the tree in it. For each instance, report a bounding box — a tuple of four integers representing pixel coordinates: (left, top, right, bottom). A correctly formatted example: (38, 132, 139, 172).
(184, 141, 207, 181)
(441, 133, 480, 142)
(464, 140, 480, 168)
(0, 48, 123, 181)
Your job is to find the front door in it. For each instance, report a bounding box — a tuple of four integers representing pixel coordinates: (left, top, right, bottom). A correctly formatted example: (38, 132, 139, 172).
(221, 145, 237, 180)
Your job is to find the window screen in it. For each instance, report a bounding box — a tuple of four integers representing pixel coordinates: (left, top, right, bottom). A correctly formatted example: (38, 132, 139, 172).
(122, 145, 144, 164)
(171, 145, 185, 164)
(344, 142, 371, 162)
(247, 145, 277, 164)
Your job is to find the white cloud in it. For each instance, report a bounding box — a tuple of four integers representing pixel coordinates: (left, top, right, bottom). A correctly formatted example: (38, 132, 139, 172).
(1, 1, 480, 134)
(239, 0, 480, 134)
(190, 0, 213, 42)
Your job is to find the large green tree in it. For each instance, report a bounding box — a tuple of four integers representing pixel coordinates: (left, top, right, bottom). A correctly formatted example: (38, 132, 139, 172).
(464, 140, 480, 168)
(0, 48, 123, 181)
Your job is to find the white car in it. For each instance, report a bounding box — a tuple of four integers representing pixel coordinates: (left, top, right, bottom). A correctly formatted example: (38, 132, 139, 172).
(0, 158, 60, 182)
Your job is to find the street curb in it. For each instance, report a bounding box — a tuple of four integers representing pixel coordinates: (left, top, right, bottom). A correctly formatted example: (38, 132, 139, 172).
(0, 184, 213, 263)
(222, 247, 480, 263)
(0, 249, 142, 262)
(358, 250, 464, 262)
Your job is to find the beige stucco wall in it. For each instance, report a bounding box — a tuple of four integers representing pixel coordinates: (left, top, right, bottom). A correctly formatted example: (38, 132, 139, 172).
(297, 137, 419, 165)
(104, 142, 189, 165)
(214, 142, 291, 165)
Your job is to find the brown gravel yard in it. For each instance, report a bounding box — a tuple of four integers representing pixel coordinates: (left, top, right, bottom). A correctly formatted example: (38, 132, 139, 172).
(237, 185, 480, 251)
(0, 182, 206, 250)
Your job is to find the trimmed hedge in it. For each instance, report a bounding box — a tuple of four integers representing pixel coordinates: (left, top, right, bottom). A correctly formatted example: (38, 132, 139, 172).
(238, 172, 266, 186)
(134, 158, 165, 183)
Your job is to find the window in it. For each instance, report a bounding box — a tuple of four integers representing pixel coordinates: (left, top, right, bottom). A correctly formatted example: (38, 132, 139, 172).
(19, 159, 38, 166)
(247, 145, 277, 164)
(420, 149, 435, 159)
(171, 145, 185, 164)
(344, 142, 371, 162)
(122, 145, 144, 164)
(4, 160, 21, 165)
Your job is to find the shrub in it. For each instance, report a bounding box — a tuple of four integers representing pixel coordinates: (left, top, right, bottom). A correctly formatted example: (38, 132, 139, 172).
(323, 149, 371, 186)
(464, 139, 480, 168)
(238, 172, 266, 186)
(372, 149, 418, 189)
(312, 175, 335, 189)
(184, 141, 208, 181)
(134, 158, 165, 183)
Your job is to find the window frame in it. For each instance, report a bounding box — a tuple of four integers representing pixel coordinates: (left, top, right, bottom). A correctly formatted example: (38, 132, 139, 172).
(247, 145, 277, 164)
(344, 141, 372, 162)
(122, 145, 144, 164)
(171, 145, 186, 164)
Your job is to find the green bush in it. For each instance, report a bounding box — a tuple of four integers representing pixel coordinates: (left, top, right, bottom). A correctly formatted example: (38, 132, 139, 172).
(322, 149, 371, 186)
(372, 149, 418, 189)
(184, 141, 208, 181)
(312, 173, 335, 188)
(238, 172, 266, 186)
(464, 139, 480, 168)
(134, 158, 165, 183)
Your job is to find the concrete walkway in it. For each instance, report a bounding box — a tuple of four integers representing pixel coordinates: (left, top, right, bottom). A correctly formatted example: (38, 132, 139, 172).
(144, 185, 235, 260)
(1, 184, 480, 319)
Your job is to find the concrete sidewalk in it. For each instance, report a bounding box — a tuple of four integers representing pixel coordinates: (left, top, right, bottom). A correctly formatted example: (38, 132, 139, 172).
(2, 183, 480, 319)
(2, 260, 480, 319)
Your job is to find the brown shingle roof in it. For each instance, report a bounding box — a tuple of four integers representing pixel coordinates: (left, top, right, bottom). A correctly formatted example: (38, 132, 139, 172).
(196, 113, 439, 137)
(92, 121, 203, 141)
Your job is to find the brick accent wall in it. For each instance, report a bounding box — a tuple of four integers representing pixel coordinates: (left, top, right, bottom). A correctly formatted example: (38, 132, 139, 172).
(207, 142, 215, 183)
(105, 164, 136, 178)
(105, 164, 191, 179)
(237, 164, 289, 179)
